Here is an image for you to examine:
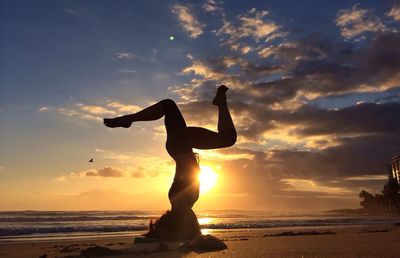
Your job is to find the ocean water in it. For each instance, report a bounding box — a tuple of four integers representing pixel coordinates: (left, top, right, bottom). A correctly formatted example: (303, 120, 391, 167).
(0, 210, 399, 241)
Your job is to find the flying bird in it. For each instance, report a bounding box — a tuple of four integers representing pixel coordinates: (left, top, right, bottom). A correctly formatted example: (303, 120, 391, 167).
(89, 158, 94, 163)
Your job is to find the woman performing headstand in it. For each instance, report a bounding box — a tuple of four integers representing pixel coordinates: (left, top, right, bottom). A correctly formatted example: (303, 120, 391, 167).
(104, 85, 236, 239)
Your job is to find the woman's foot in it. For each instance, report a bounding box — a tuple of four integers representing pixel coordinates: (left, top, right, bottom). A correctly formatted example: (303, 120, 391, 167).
(212, 85, 228, 106)
(103, 116, 132, 128)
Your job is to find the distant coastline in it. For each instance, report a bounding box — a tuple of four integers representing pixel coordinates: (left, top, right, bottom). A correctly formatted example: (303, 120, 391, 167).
(327, 208, 400, 216)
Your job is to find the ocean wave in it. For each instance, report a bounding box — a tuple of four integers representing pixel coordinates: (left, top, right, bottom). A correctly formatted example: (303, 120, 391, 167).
(1, 211, 399, 238)
(202, 217, 400, 229)
(0, 225, 148, 236)
(2, 217, 399, 237)
(0, 215, 149, 222)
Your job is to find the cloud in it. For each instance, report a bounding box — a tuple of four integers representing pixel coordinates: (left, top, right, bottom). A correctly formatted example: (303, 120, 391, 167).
(238, 9, 278, 40)
(281, 178, 351, 194)
(55, 101, 142, 122)
(172, 4, 204, 38)
(116, 52, 137, 59)
(267, 134, 400, 179)
(177, 31, 400, 116)
(95, 148, 131, 161)
(55, 166, 126, 181)
(240, 45, 252, 54)
(106, 102, 141, 113)
(86, 167, 125, 177)
(53, 174, 74, 181)
(182, 60, 226, 81)
(168, 27, 399, 202)
(56, 106, 103, 122)
(94, 150, 174, 178)
(198, 147, 257, 161)
(186, 53, 194, 60)
(131, 166, 146, 178)
(213, 101, 400, 147)
(203, 0, 223, 13)
(335, 4, 385, 39)
(387, 5, 400, 22)
(77, 103, 117, 116)
(57, 107, 97, 121)
(55, 153, 175, 182)
(276, 102, 400, 137)
(216, 8, 282, 50)
(38, 106, 48, 112)
(57, 108, 77, 116)
(169, 5, 399, 208)
(193, 147, 362, 209)
(170, 32, 400, 180)
(119, 69, 137, 73)
(257, 41, 325, 62)
(343, 175, 387, 181)
(206, 138, 396, 205)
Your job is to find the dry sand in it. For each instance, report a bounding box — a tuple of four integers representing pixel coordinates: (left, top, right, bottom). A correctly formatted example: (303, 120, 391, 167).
(1, 224, 399, 258)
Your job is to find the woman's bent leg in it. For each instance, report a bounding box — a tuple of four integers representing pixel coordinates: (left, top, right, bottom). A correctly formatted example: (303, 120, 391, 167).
(217, 103, 235, 132)
(186, 85, 236, 149)
(186, 127, 236, 149)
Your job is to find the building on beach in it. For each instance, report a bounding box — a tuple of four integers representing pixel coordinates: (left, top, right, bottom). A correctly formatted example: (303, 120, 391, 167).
(391, 155, 400, 184)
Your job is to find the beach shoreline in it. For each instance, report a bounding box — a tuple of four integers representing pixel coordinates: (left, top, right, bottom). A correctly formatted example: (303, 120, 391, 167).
(1, 224, 399, 258)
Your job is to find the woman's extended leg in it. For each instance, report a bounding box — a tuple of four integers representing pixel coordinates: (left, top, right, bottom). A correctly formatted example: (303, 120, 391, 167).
(104, 100, 182, 127)
(104, 99, 191, 154)
(186, 85, 237, 149)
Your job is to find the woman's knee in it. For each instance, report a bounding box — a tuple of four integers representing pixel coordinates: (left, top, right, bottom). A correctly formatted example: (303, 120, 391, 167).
(221, 129, 237, 147)
(161, 99, 183, 120)
(161, 99, 178, 111)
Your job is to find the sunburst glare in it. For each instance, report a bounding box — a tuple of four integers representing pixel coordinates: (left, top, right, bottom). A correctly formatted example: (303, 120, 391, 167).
(199, 165, 218, 193)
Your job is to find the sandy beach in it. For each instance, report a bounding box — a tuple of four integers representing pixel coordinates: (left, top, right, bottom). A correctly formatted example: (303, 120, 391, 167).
(1, 224, 399, 258)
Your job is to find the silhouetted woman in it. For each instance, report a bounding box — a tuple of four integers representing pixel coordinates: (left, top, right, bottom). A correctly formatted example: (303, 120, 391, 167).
(104, 85, 236, 239)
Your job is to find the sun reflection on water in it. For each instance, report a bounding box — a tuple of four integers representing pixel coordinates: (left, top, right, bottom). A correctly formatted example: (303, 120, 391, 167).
(198, 217, 214, 235)
(201, 228, 212, 235)
(198, 217, 213, 225)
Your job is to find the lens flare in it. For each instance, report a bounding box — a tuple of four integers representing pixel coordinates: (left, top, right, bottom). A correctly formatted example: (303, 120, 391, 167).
(198, 165, 218, 193)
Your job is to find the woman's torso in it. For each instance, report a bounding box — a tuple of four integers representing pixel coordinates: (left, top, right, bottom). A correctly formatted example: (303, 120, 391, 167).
(172, 152, 200, 182)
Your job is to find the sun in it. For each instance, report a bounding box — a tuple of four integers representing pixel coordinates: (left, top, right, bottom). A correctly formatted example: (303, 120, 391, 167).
(198, 165, 218, 193)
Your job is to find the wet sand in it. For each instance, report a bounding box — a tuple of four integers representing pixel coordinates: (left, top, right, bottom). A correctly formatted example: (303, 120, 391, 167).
(1, 224, 399, 258)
